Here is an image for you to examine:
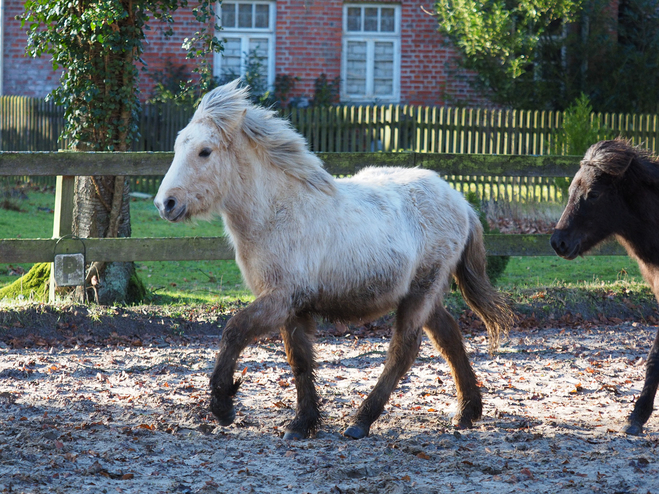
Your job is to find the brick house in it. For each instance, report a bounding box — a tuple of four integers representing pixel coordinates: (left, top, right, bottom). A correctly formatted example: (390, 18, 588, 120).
(1, 0, 484, 106)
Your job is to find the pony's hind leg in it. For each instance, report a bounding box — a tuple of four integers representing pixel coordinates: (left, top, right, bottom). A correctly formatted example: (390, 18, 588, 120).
(624, 327, 659, 435)
(423, 304, 482, 429)
(280, 313, 322, 439)
(343, 296, 424, 439)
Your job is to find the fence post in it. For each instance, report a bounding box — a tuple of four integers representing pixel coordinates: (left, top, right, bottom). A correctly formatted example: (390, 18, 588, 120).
(49, 175, 76, 302)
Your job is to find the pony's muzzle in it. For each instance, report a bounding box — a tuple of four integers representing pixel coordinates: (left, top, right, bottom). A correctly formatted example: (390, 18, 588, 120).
(550, 230, 580, 260)
(154, 196, 187, 222)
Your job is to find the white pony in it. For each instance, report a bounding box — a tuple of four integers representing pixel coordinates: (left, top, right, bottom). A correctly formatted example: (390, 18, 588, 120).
(154, 80, 514, 439)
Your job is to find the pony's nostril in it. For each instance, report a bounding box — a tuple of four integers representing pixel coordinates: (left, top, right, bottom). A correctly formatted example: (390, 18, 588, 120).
(550, 233, 567, 255)
(164, 197, 177, 214)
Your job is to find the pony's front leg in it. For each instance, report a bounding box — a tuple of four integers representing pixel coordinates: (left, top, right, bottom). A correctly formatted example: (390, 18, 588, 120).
(280, 313, 321, 439)
(624, 328, 659, 435)
(209, 294, 292, 425)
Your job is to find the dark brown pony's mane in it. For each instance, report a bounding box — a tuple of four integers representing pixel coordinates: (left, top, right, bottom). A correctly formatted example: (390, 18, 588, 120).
(582, 139, 659, 184)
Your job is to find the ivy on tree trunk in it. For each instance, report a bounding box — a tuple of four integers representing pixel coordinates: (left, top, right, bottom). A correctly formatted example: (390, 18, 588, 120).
(20, 0, 221, 304)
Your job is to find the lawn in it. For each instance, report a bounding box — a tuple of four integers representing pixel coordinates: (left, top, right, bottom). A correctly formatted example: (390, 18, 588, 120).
(0, 188, 646, 305)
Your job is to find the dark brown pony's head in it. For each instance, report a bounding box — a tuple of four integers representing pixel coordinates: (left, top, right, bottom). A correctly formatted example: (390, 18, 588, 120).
(551, 139, 659, 259)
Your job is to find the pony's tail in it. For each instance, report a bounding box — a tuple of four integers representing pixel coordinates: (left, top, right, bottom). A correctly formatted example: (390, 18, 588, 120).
(454, 210, 515, 353)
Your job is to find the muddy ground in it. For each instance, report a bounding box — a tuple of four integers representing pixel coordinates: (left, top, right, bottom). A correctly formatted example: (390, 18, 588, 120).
(2, 308, 659, 493)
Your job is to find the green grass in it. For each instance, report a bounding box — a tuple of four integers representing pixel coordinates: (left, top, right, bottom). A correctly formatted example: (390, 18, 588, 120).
(0, 190, 253, 303)
(498, 255, 643, 288)
(0, 189, 648, 306)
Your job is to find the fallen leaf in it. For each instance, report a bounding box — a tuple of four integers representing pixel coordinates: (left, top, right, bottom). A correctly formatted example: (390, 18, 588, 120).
(569, 383, 583, 394)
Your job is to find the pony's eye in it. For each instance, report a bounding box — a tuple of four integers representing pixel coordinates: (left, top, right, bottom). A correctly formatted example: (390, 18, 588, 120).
(588, 190, 601, 200)
(199, 148, 212, 158)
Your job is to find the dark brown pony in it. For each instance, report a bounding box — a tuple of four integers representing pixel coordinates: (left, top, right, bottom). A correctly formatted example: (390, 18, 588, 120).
(551, 139, 659, 435)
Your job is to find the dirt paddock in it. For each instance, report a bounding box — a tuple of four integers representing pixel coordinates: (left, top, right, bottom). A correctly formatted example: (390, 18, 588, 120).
(2, 322, 659, 493)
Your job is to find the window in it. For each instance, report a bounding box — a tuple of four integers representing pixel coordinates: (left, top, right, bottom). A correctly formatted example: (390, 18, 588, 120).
(342, 4, 401, 103)
(215, 2, 276, 89)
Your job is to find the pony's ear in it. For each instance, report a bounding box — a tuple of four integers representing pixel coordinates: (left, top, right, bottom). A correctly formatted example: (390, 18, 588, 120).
(634, 157, 659, 185)
(585, 139, 659, 184)
(583, 139, 635, 176)
(215, 108, 248, 141)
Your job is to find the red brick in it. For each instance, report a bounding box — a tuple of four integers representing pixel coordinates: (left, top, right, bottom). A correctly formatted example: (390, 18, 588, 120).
(3, 0, 487, 105)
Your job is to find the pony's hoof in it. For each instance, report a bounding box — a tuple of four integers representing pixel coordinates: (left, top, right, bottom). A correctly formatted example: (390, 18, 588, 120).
(343, 424, 369, 439)
(209, 394, 236, 426)
(624, 421, 644, 436)
(283, 430, 304, 440)
(454, 418, 474, 430)
(213, 408, 236, 426)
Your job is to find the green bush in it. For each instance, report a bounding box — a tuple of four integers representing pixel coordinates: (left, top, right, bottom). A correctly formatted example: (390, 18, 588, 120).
(465, 191, 509, 285)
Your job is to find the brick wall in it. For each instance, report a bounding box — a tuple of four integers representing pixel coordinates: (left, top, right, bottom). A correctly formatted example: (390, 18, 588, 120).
(273, 0, 487, 106)
(400, 1, 487, 106)
(2, 1, 207, 99)
(3, 0, 61, 97)
(274, 0, 343, 102)
(138, 10, 213, 100)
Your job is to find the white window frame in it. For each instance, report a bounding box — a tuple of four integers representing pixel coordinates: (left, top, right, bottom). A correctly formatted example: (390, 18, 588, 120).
(214, 1, 276, 88)
(341, 3, 401, 103)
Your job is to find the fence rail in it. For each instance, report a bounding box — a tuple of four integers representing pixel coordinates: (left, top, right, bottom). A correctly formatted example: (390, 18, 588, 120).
(0, 150, 580, 203)
(0, 151, 626, 273)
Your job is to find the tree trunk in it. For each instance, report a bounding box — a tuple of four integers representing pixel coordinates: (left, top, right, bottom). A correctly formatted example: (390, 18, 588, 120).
(72, 174, 134, 304)
(67, 0, 142, 305)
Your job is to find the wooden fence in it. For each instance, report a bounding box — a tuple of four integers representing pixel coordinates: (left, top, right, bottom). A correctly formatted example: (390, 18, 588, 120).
(4, 96, 659, 203)
(3, 96, 659, 154)
(0, 152, 625, 276)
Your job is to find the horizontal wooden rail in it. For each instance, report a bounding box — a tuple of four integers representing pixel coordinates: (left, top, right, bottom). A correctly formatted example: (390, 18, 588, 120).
(0, 151, 582, 177)
(0, 235, 627, 264)
(0, 151, 625, 276)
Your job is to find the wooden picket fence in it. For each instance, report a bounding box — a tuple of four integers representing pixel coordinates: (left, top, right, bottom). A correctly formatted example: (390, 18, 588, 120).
(3, 95, 659, 203)
(4, 95, 659, 154)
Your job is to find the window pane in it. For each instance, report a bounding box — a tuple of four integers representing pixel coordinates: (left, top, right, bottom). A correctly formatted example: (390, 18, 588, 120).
(255, 4, 269, 28)
(364, 8, 378, 32)
(221, 3, 236, 28)
(380, 8, 395, 32)
(238, 4, 253, 28)
(374, 42, 394, 95)
(347, 7, 361, 32)
(248, 38, 269, 71)
(346, 41, 367, 95)
(222, 37, 243, 79)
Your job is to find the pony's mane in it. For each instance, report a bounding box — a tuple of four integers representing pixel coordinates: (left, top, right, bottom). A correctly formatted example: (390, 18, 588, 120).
(583, 139, 659, 183)
(193, 80, 336, 194)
